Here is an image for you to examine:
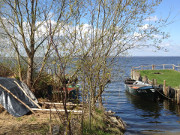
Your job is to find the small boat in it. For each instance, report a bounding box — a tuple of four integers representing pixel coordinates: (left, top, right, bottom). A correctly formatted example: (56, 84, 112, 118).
(52, 84, 80, 101)
(66, 84, 80, 100)
(124, 78, 158, 101)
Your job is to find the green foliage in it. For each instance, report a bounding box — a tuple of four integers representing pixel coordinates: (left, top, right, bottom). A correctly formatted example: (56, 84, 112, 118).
(139, 70, 180, 88)
(16, 117, 23, 122)
(82, 108, 123, 135)
(0, 63, 13, 77)
(34, 73, 53, 98)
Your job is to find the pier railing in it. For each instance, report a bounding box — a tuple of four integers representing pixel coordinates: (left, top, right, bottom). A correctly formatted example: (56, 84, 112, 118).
(131, 64, 180, 104)
(132, 64, 180, 72)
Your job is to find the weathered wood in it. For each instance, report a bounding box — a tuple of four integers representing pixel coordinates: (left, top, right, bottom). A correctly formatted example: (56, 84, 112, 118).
(152, 79, 154, 85)
(152, 65, 155, 70)
(0, 84, 35, 114)
(154, 79, 157, 86)
(14, 81, 41, 109)
(131, 69, 133, 79)
(173, 65, 175, 70)
(32, 108, 82, 114)
(133, 64, 180, 72)
(177, 90, 180, 104)
(163, 64, 165, 70)
(163, 80, 167, 96)
(41, 102, 82, 106)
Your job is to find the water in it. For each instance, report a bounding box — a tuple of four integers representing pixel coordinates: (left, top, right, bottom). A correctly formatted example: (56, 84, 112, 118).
(103, 56, 180, 135)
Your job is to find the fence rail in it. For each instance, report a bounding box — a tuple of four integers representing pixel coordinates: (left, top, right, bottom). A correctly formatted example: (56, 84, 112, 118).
(132, 64, 180, 72)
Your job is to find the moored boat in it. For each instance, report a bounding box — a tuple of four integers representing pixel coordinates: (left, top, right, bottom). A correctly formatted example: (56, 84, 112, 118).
(124, 78, 158, 101)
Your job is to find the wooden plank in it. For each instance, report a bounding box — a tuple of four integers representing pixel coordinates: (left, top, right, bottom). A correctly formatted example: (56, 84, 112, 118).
(41, 102, 82, 106)
(0, 84, 35, 114)
(14, 81, 41, 109)
(32, 108, 82, 114)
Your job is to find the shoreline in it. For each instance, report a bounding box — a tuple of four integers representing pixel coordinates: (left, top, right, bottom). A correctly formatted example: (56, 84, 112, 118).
(0, 104, 126, 134)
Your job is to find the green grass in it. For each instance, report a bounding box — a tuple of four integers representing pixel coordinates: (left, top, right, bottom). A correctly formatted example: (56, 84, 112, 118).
(82, 108, 123, 135)
(139, 70, 180, 88)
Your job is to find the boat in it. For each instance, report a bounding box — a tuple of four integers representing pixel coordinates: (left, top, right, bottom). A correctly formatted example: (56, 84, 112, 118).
(66, 84, 80, 101)
(124, 78, 158, 101)
(52, 84, 80, 101)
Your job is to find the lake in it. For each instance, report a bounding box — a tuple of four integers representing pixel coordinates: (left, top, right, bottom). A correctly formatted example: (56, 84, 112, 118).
(103, 56, 180, 135)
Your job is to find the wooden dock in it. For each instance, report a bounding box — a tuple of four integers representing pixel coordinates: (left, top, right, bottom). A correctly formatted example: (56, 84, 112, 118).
(131, 64, 180, 104)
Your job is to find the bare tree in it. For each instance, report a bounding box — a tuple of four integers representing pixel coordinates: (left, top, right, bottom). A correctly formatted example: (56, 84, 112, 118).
(76, 0, 170, 108)
(0, 0, 71, 89)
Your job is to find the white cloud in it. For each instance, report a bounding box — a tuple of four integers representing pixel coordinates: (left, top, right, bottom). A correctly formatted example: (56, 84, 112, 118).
(144, 16, 158, 22)
(133, 32, 141, 37)
(159, 42, 170, 47)
(140, 24, 150, 30)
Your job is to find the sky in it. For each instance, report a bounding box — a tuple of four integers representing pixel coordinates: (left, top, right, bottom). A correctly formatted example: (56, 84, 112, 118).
(130, 0, 180, 56)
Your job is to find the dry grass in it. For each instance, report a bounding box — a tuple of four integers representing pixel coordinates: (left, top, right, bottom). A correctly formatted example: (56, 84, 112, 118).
(0, 110, 50, 134)
(0, 105, 82, 135)
(0, 105, 125, 135)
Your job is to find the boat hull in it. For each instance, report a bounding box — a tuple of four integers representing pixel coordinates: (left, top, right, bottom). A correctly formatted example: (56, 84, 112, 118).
(125, 84, 157, 101)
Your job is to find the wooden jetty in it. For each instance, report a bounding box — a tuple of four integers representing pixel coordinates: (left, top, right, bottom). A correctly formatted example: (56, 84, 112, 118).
(130, 64, 180, 104)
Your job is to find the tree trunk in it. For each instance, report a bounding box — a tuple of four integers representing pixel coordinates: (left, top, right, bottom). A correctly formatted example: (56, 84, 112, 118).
(91, 90, 96, 108)
(17, 53, 22, 81)
(27, 55, 34, 90)
(98, 95, 103, 109)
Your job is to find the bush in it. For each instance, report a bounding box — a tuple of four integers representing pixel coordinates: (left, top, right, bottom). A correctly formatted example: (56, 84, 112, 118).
(0, 63, 13, 77)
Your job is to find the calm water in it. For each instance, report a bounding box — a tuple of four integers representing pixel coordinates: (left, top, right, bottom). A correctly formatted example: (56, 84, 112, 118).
(103, 57, 180, 135)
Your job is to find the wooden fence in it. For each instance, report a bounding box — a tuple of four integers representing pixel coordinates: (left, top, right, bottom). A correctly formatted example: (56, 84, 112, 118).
(132, 64, 180, 72)
(131, 64, 180, 104)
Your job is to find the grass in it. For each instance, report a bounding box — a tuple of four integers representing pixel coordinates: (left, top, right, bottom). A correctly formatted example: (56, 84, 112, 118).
(0, 106, 124, 135)
(139, 70, 180, 88)
(82, 108, 124, 135)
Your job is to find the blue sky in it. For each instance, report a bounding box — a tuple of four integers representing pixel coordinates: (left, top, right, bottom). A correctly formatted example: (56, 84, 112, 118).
(131, 0, 180, 56)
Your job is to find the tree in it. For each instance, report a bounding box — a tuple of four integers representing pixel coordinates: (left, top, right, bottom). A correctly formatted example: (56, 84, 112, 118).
(0, 0, 72, 89)
(75, 0, 169, 108)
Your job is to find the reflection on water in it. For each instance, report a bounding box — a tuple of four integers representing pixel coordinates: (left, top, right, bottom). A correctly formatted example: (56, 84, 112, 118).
(103, 83, 180, 135)
(124, 91, 180, 134)
(103, 57, 180, 134)
(126, 92, 162, 114)
(126, 92, 162, 119)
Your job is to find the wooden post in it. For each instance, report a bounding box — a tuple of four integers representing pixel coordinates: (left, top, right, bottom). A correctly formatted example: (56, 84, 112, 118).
(131, 69, 133, 79)
(163, 80, 167, 96)
(141, 65, 143, 70)
(173, 65, 175, 70)
(144, 76, 148, 83)
(152, 65, 155, 70)
(177, 90, 180, 104)
(152, 79, 154, 85)
(163, 64, 165, 70)
(167, 87, 170, 98)
(154, 79, 157, 86)
(175, 89, 177, 101)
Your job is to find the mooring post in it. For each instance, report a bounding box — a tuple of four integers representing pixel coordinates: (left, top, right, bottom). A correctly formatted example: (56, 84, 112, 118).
(152, 65, 155, 70)
(144, 76, 148, 83)
(173, 65, 175, 70)
(152, 79, 154, 85)
(167, 86, 170, 98)
(177, 90, 180, 104)
(154, 79, 157, 86)
(163, 80, 167, 96)
(131, 68, 133, 79)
